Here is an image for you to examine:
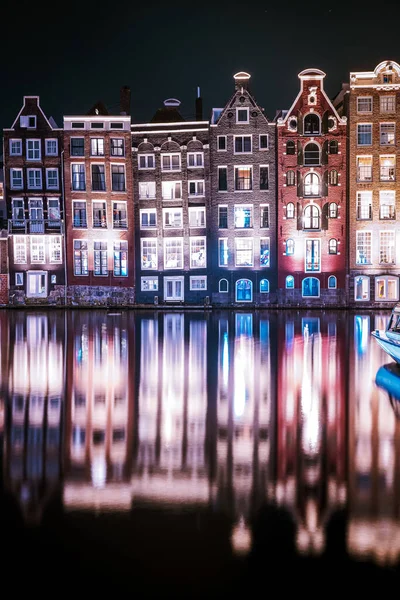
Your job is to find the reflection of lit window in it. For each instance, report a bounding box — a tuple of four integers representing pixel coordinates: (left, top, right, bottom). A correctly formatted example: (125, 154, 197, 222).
(355, 315, 369, 354)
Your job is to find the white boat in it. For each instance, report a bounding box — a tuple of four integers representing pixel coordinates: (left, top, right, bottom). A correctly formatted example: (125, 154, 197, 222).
(371, 303, 400, 364)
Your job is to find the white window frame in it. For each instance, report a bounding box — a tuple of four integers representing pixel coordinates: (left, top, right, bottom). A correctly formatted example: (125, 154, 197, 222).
(356, 155, 372, 182)
(90, 137, 105, 157)
(234, 135, 252, 154)
(141, 238, 158, 270)
(26, 139, 41, 160)
(357, 96, 373, 113)
(356, 191, 372, 220)
(305, 239, 321, 273)
(356, 231, 372, 265)
(14, 236, 27, 263)
(73, 239, 88, 276)
(379, 190, 396, 220)
(380, 96, 396, 113)
(190, 276, 207, 290)
(26, 271, 47, 298)
(110, 163, 126, 192)
(219, 278, 228, 293)
(190, 236, 206, 269)
(260, 165, 269, 190)
(161, 153, 181, 171)
(375, 276, 399, 301)
(15, 272, 24, 286)
(140, 208, 157, 229)
(138, 154, 155, 169)
(260, 238, 270, 267)
(162, 180, 182, 200)
(141, 277, 158, 291)
(236, 278, 253, 302)
(27, 168, 42, 189)
(259, 134, 269, 150)
(380, 122, 396, 146)
(187, 152, 204, 167)
(260, 204, 269, 228)
(217, 135, 227, 151)
(234, 166, 253, 191)
(45, 138, 58, 156)
(302, 277, 320, 298)
(163, 207, 183, 228)
(164, 276, 184, 301)
(70, 137, 85, 156)
(354, 276, 370, 301)
(71, 163, 86, 191)
(234, 204, 253, 228)
(328, 275, 337, 289)
(110, 138, 125, 157)
(188, 206, 206, 228)
(164, 238, 184, 269)
(218, 166, 228, 192)
(357, 123, 372, 146)
(379, 230, 396, 265)
(235, 238, 254, 267)
(11, 168, 23, 189)
(49, 235, 62, 263)
(139, 181, 156, 199)
(260, 279, 270, 293)
(219, 238, 228, 267)
(188, 180, 205, 197)
(379, 154, 396, 181)
(236, 107, 249, 124)
(46, 168, 59, 190)
(9, 139, 22, 156)
(30, 235, 46, 263)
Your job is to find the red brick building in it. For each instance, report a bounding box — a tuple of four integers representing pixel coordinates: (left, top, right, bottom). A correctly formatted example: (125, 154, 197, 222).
(277, 69, 347, 306)
(63, 90, 134, 306)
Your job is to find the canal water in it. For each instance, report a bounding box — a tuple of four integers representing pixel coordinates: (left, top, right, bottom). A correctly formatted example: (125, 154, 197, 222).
(1, 308, 400, 594)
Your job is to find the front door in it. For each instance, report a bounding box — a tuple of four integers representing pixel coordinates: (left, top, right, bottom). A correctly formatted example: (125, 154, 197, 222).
(164, 277, 184, 301)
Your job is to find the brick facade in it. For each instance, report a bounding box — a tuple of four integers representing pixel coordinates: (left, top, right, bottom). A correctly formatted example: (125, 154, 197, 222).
(277, 69, 347, 307)
(348, 61, 400, 307)
(132, 98, 210, 305)
(63, 102, 135, 307)
(209, 72, 277, 306)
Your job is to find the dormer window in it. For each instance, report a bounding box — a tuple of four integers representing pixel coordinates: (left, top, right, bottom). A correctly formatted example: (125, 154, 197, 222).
(304, 114, 320, 135)
(383, 73, 393, 84)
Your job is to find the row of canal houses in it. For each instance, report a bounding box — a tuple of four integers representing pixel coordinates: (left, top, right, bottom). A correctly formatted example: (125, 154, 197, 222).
(2, 60, 400, 308)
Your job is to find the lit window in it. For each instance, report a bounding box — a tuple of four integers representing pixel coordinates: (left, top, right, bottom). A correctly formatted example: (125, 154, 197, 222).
(260, 279, 269, 293)
(286, 202, 295, 219)
(379, 231, 395, 265)
(164, 238, 183, 269)
(190, 237, 206, 268)
(379, 191, 396, 219)
(74, 240, 88, 275)
(304, 205, 320, 229)
(219, 239, 228, 266)
(286, 275, 294, 289)
(10, 139, 22, 155)
(357, 156, 372, 181)
(304, 173, 320, 196)
(234, 205, 253, 228)
(141, 238, 157, 270)
(286, 239, 294, 255)
(234, 166, 252, 190)
(375, 276, 399, 301)
(305, 240, 320, 272)
(355, 276, 370, 301)
(236, 279, 252, 301)
(356, 192, 372, 220)
(357, 124, 372, 145)
(356, 231, 372, 264)
(113, 241, 128, 276)
(235, 238, 253, 266)
(329, 239, 338, 254)
(380, 123, 395, 145)
(287, 170, 295, 186)
(302, 277, 320, 297)
(328, 275, 337, 289)
(380, 96, 396, 113)
(94, 241, 108, 276)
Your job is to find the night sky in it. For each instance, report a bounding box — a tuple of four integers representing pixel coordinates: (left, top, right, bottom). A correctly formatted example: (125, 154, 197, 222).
(2, 1, 400, 132)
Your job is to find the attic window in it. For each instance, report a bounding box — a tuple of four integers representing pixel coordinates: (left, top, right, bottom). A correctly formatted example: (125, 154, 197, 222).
(71, 122, 85, 129)
(110, 122, 124, 129)
(91, 122, 104, 129)
(20, 115, 36, 128)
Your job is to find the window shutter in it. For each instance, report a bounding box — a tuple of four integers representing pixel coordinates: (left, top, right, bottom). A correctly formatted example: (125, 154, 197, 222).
(322, 111, 329, 134)
(297, 141, 303, 165)
(20, 116, 29, 128)
(296, 170, 303, 197)
(297, 111, 303, 135)
(322, 171, 329, 197)
(321, 202, 329, 230)
(321, 140, 329, 165)
(297, 202, 303, 230)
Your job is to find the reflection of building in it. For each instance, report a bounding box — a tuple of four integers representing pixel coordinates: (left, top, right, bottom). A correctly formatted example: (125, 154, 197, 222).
(275, 312, 347, 554)
(63, 311, 135, 510)
(3, 312, 65, 523)
(133, 313, 210, 504)
(214, 312, 275, 554)
(348, 312, 400, 565)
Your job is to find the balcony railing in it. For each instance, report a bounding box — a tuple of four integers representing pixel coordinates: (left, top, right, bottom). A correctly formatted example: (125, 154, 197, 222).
(8, 219, 64, 234)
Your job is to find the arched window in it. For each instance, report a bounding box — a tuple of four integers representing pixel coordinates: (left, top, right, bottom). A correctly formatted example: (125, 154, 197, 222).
(328, 275, 337, 289)
(286, 239, 294, 255)
(329, 170, 338, 185)
(302, 277, 320, 297)
(304, 114, 320, 135)
(329, 202, 338, 218)
(286, 141, 295, 155)
(329, 238, 338, 254)
(286, 202, 295, 219)
(219, 278, 228, 293)
(304, 173, 320, 196)
(304, 204, 320, 229)
(286, 275, 294, 289)
(304, 143, 320, 165)
(287, 170, 295, 186)
(236, 278, 252, 302)
(329, 140, 338, 154)
(355, 276, 370, 301)
(260, 279, 269, 293)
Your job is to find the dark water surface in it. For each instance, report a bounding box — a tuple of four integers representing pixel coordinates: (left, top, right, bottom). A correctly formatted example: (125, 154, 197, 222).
(1, 308, 400, 595)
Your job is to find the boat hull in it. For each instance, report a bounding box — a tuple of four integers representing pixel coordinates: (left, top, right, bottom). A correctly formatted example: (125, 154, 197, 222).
(371, 330, 400, 364)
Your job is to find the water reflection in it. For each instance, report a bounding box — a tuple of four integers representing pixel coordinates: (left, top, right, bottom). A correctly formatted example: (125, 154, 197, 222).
(1, 308, 399, 575)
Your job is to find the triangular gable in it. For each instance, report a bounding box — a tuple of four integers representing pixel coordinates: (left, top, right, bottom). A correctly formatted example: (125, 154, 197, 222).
(211, 87, 270, 126)
(10, 96, 60, 130)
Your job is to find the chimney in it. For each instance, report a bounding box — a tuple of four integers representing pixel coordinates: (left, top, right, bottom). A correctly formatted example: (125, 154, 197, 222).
(195, 86, 203, 121)
(120, 85, 131, 115)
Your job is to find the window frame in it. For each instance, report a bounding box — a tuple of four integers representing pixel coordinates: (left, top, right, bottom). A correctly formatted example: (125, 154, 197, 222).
(9, 139, 22, 156)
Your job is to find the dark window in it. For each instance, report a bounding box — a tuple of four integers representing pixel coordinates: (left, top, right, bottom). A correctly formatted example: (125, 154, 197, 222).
(286, 141, 295, 155)
(218, 167, 227, 191)
(287, 170, 295, 186)
(111, 138, 124, 156)
(304, 114, 320, 135)
(71, 122, 84, 129)
(111, 165, 125, 191)
(91, 165, 106, 191)
(261, 206, 269, 228)
(110, 122, 124, 129)
(329, 202, 338, 218)
(235, 167, 252, 190)
(91, 122, 104, 129)
(113, 202, 127, 228)
(329, 170, 338, 185)
(260, 167, 269, 190)
(71, 138, 84, 156)
(218, 136, 226, 151)
(260, 135, 269, 149)
(235, 136, 252, 153)
(304, 143, 320, 165)
(286, 202, 295, 218)
(329, 239, 338, 254)
(73, 202, 87, 228)
(218, 206, 228, 228)
(93, 202, 107, 228)
(329, 140, 338, 154)
(237, 109, 248, 122)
